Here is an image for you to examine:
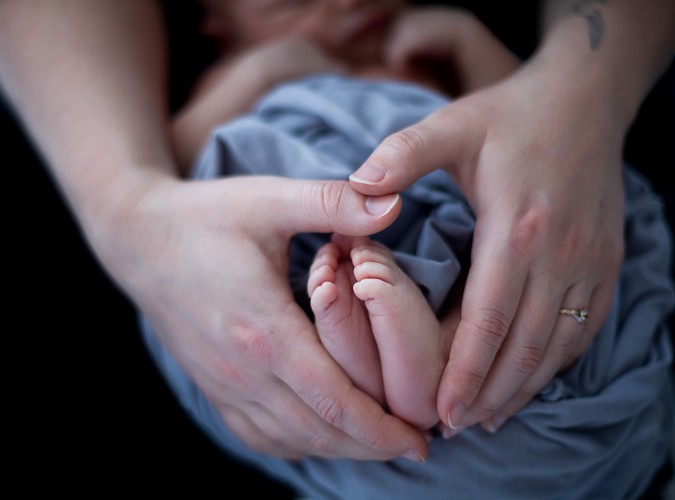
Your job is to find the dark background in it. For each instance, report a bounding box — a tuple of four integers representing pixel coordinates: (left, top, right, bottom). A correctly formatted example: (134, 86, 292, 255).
(5, 1, 673, 497)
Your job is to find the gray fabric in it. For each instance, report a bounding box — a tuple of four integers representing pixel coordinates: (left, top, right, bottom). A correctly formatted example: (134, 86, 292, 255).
(192, 75, 474, 312)
(140, 75, 675, 499)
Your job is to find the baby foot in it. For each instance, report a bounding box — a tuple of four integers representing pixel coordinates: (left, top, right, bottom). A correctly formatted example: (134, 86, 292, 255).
(308, 234, 384, 404)
(351, 237, 442, 429)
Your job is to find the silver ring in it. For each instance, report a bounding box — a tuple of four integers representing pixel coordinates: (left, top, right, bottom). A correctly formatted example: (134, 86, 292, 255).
(559, 307, 589, 324)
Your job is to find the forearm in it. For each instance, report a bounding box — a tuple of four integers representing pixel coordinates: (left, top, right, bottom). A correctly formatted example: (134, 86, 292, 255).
(0, 0, 175, 236)
(536, 0, 675, 130)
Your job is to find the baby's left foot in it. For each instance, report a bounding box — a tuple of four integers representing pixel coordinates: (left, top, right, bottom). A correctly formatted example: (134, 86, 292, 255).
(351, 237, 443, 429)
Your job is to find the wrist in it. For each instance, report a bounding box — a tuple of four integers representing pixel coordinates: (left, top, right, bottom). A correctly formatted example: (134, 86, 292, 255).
(81, 167, 178, 265)
(535, 0, 675, 131)
(527, 20, 633, 132)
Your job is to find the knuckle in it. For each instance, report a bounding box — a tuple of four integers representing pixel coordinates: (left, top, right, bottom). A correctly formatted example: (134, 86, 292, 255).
(511, 206, 553, 258)
(455, 363, 489, 398)
(513, 343, 545, 376)
(510, 203, 627, 283)
(308, 432, 334, 456)
(230, 318, 274, 368)
(384, 127, 426, 157)
(557, 224, 596, 270)
(245, 331, 274, 367)
(360, 424, 391, 451)
(467, 308, 511, 351)
(313, 392, 347, 428)
(304, 181, 346, 219)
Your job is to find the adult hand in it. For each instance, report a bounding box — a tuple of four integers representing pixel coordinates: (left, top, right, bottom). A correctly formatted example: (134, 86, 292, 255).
(348, 60, 625, 432)
(93, 173, 427, 462)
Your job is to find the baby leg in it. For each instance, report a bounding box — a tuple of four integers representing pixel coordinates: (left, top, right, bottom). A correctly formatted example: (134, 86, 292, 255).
(351, 237, 443, 430)
(308, 234, 385, 404)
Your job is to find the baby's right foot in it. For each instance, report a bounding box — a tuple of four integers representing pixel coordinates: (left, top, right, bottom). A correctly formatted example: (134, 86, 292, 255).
(308, 235, 384, 403)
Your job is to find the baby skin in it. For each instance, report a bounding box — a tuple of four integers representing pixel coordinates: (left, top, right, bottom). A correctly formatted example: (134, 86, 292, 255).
(307, 234, 447, 430)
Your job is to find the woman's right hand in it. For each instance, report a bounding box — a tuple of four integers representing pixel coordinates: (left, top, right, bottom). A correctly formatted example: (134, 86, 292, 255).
(91, 172, 428, 462)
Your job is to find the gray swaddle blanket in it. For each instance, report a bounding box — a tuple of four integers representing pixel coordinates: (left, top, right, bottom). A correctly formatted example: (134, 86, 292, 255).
(191, 75, 474, 314)
(140, 75, 675, 499)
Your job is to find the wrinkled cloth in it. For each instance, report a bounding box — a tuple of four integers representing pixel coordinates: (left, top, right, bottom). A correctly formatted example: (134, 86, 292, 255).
(140, 75, 675, 499)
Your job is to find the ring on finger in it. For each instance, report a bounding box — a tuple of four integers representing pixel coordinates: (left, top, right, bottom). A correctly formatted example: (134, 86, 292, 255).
(559, 307, 589, 324)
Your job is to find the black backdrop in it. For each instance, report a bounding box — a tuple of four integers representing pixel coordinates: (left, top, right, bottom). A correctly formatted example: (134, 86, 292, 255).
(5, 1, 673, 496)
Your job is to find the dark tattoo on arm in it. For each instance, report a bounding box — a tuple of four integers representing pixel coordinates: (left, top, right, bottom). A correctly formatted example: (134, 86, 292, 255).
(568, 0, 607, 50)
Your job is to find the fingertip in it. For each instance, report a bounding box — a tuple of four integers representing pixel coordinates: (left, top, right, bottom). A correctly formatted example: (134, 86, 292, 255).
(349, 162, 386, 186)
(365, 193, 400, 217)
(403, 449, 427, 464)
(446, 403, 466, 430)
(284, 179, 400, 237)
(482, 414, 508, 434)
(440, 423, 465, 439)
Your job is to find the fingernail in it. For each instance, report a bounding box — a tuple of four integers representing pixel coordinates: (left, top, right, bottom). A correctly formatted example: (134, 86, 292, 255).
(447, 403, 466, 430)
(403, 450, 426, 463)
(485, 414, 508, 434)
(350, 162, 386, 185)
(442, 425, 464, 439)
(365, 193, 399, 217)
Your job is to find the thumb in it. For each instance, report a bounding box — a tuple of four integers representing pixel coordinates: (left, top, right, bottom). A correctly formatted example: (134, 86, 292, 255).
(250, 177, 401, 238)
(349, 105, 483, 196)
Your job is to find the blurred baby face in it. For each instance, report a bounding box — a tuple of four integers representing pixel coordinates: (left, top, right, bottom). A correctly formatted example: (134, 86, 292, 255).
(207, 0, 406, 63)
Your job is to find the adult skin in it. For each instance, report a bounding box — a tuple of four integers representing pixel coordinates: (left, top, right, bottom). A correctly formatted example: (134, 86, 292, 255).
(3, 0, 673, 462)
(0, 1, 426, 463)
(349, 0, 675, 432)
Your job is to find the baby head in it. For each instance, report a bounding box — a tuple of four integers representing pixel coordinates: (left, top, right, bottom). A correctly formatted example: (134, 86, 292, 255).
(198, 0, 406, 64)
